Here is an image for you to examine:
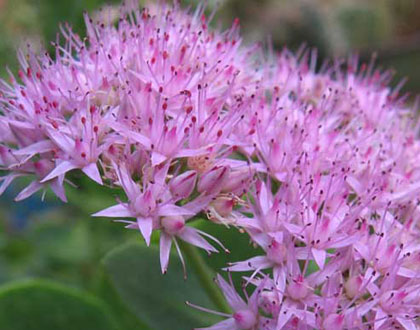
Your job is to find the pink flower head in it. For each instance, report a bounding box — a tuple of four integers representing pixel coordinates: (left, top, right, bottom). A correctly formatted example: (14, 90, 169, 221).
(1, 2, 420, 329)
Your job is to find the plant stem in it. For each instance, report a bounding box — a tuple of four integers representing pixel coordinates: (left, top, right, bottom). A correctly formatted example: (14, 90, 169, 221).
(179, 240, 231, 314)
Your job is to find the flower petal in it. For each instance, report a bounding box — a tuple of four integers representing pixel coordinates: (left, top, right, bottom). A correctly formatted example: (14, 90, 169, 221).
(159, 232, 172, 274)
(82, 162, 103, 185)
(137, 217, 153, 246)
(41, 161, 78, 183)
(92, 204, 132, 218)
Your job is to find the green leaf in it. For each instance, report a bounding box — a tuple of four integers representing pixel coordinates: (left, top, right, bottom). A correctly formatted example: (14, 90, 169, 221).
(192, 219, 263, 291)
(95, 270, 150, 330)
(0, 279, 119, 330)
(103, 242, 220, 330)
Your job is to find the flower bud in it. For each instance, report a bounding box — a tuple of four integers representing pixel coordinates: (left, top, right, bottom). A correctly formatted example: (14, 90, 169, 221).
(221, 169, 251, 194)
(0, 145, 17, 167)
(233, 309, 257, 329)
(33, 160, 54, 179)
(322, 314, 344, 330)
(197, 166, 230, 195)
(169, 170, 197, 199)
(210, 195, 235, 217)
(287, 275, 309, 301)
(266, 239, 287, 264)
(259, 290, 279, 315)
(344, 275, 363, 299)
(161, 216, 185, 235)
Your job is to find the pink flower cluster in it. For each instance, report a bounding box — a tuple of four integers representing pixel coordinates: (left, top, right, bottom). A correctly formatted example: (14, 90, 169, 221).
(1, 2, 419, 329)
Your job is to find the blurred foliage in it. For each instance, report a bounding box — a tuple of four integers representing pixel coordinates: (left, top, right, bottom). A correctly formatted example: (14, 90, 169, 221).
(0, 0, 419, 328)
(215, 0, 420, 94)
(103, 243, 220, 329)
(0, 280, 119, 330)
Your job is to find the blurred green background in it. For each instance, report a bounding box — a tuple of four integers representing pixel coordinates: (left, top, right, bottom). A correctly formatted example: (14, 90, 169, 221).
(0, 0, 419, 329)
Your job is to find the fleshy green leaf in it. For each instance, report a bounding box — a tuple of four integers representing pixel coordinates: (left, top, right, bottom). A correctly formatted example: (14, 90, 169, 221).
(192, 219, 263, 290)
(0, 279, 119, 330)
(103, 242, 220, 330)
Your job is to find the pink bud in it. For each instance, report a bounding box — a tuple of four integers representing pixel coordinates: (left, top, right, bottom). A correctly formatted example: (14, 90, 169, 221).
(233, 309, 257, 329)
(221, 169, 252, 194)
(344, 275, 363, 299)
(322, 314, 344, 330)
(169, 170, 197, 199)
(259, 291, 279, 315)
(287, 275, 309, 301)
(0, 145, 16, 166)
(34, 160, 54, 179)
(210, 195, 235, 217)
(197, 166, 230, 195)
(161, 216, 185, 235)
(266, 239, 287, 264)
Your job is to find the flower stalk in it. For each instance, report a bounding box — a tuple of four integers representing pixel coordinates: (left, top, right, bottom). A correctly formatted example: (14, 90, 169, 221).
(178, 239, 231, 315)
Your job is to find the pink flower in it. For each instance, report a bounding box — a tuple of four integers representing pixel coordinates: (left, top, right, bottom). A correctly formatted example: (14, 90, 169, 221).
(188, 274, 274, 330)
(1, 2, 420, 329)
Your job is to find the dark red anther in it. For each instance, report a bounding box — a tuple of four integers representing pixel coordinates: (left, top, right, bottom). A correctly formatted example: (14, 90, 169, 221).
(81, 117, 87, 124)
(36, 72, 42, 80)
(148, 117, 153, 125)
(26, 67, 32, 78)
(217, 129, 223, 137)
(162, 51, 169, 60)
(90, 105, 96, 114)
(20, 90, 26, 97)
(199, 126, 204, 133)
(181, 90, 191, 97)
(162, 103, 168, 110)
(52, 101, 58, 108)
(159, 86, 163, 93)
(93, 126, 99, 133)
(185, 106, 193, 114)
(151, 57, 156, 64)
(81, 152, 87, 158)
